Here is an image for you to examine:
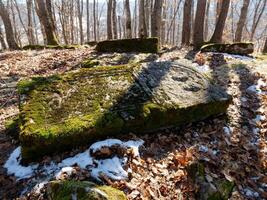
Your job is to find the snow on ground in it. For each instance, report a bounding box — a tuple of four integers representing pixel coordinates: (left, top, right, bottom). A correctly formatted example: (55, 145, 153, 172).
(4, 139, 144, 183)
(220, 53, 254, 61)
(246, 78, 267, 95)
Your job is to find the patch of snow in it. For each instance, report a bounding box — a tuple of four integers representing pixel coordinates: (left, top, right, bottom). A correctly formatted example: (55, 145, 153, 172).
(223, 126, 232, 136)
(4, 139, 144, 183)
(219, 53, 254, 61)
(32, 181, 48, 194)
(91, 157, 129, 181)
(59, 149, 92, 168)
(197, 65, 210, 73)
(243, 188, 259, 198)
(4, 147, 38, 180)
(199, 145, 209, 153)
(252, 128, 260, 135)
(241, 97, 247, 102)
(246, 78, 267, 95)
(253, 115, 266, 123)
(55, 167, 74, 179)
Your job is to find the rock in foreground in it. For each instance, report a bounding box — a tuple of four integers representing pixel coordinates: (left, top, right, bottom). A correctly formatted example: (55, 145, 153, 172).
(201, 43, 254, 55)
(18, 62, 231, 161)
(96, 38, 159, 53)
(47, 180, 127, 200)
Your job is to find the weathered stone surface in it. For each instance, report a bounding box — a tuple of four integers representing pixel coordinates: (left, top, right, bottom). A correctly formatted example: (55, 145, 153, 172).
(18, 62, 231, 161)
(96, 38, 159, 53)
(201, 43, 254, 55)
(46, 180, 127, 200)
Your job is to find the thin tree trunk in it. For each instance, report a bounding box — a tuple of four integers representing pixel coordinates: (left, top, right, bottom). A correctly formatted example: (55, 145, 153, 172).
(210, 0, 230, 43)
(161, 0, 167, 44)
(86, 0, 90, 42)
(0, 24, 7, 49)
(34, 0, 58, 45)
(107, 0, 112, 39)
(139, 0, 148, 37)
(250, 0, 267, 41)
(151, 0, 163, 38)
(182, 0, 192, 45)
(193, 0, 207, 48)
(263, 37, 267, 53)
(112, 0, 117, 39)
(77, 0, 84, 44)
(93, 0, 97, 41)
(204, 0, 210, 41)
(0, 0, 19, 49)
(235, 0, 250, 42)
(26, 0, 35, 44)
(125, 0, 132, 38)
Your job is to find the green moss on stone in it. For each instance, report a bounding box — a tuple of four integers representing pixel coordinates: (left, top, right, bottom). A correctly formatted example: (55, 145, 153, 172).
(81, 59, 100, 68)
(47, 180, 127, 200)
(96, 38, 159, 53)
(22, 44, 81, 50)
(4, 117, 20, 138)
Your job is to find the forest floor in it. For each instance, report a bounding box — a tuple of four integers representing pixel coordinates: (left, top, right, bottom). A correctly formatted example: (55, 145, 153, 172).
(0, 47, 266, 200)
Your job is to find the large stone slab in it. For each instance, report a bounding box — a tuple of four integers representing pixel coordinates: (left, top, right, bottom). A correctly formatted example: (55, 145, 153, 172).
(96, 38, 159, 53)
(201, 42, 254, 55)
(18, 62, 231, 161)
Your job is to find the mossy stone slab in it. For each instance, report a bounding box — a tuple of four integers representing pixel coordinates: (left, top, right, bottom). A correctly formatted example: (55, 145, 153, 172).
(18, 62, 231, 161)
(96, 38, 159, 53)
(47, 180, 127, 200)
(201, 42, 254, 55)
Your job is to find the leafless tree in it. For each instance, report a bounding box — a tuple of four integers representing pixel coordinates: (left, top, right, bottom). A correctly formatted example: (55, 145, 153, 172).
(125, 0, 132, 38)
(193, 0, 207, 47)
(182, 0, 193, 45)
(139, 0, 148, 38)
(210, 0, 230, 43)
(151, 0, 163, 38)
(107, 0, 113, 39)
(0, 0, 19, 49)
(34, 0, 58, 45)
(0, 24, 7, 49)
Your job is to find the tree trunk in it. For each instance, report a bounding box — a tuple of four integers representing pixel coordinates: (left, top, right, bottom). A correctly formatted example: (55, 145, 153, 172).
(151, 0, 163, 38)
(77, 0, 84, 44)
(0, 24, 7, 49)
(112, 0, 117, 39)
(204, 0, 210, 41)
(125, 0, 132, 38)
(263, 37, 267, 53)
(216, 0, 223, 23)
(139, 0, 148, 38)
(34, 0, 58, 45)
(93, 0, 97, 41)
(250, 0, 267, 41)
(234, 0, 250, 42)
(86, 0, 90, 42)
(182, 0, 192, 45)
(107, 0, 112, 39)
(0, 0, 19, 49)
(193, 0, 207, 48)
(26, 0, 35, 45)
(210, 0, 230, 43)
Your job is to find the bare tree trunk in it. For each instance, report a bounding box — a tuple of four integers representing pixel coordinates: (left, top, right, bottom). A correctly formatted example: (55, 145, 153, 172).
(86, 0, 90, 41)
(35, 0, 58, 45)
(107, 0, 112, 39)
(139, 0, 148, 38)
(250, 0, 267, 41)
(93, 0, 97, 41)
(77, 0, 84, 44)
(26, 0, 35, 44)
(161, 0, 167, 44)
(112, 0, 117, 39)
(182, 0, 192, 45)
(204, 0, 210, 41)
(0, 24, 7, 49)
(151, 0, 163, 38)
(125, 0, 132, 38)
(32, 0, 39, 44)
(234, 0, 250, 42)
(216, 0, 223, 23)
(263, 37, 267, 53)
(0, 0, 19, 49)
(210, 0, 230, 43)
(193, 0, 207, 48)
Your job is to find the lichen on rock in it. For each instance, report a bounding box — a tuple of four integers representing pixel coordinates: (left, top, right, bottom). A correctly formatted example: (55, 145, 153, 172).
(18, 62, 231, 161)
